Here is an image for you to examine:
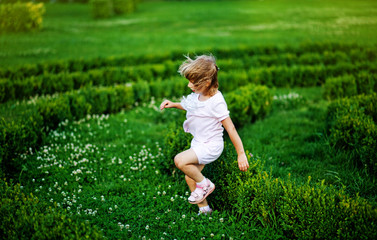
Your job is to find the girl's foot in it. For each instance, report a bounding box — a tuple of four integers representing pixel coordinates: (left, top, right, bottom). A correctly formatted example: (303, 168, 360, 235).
(188, 179, 215, 204)
(198, 206, 213, 216)
(198, 208, 213, 216)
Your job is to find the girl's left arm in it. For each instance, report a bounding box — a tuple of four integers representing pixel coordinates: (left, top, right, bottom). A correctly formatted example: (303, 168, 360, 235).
(221, 117, 249, 172)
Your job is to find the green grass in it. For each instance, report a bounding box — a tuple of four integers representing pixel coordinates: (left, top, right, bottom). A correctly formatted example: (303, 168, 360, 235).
(1, 0, 377, 67)
(19, 101, 284, 239)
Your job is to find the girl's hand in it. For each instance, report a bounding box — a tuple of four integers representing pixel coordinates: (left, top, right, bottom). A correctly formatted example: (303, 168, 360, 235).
(238, 153, 249, 172)
(160, 100, 174, 110)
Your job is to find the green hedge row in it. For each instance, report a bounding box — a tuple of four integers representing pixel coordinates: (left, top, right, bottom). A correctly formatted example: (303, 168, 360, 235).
(225, 84, 272, 127)
(326, 93, 377, 175)
(1, 42, 375, 80)
(0, 61, 180, 103)
(323, 72, 377, 100)
(0, 77, 191, 176)
(212, 150, 377, 239)
(3, 59, 377, 103)
(0, 179, 103, 239)
(226, 60, 377, 90)
(162, 131, 377, 239)
(247, 61, 377, 88)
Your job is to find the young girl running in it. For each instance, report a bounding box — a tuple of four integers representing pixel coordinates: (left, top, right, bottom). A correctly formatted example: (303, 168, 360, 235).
(159, 54, 249, 215)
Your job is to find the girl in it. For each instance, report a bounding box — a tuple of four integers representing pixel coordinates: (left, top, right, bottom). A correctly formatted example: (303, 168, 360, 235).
(159, 54, 249, 215)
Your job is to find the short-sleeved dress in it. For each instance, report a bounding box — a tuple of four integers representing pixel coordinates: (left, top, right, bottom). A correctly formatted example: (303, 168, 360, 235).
(180, 91, 230, 165)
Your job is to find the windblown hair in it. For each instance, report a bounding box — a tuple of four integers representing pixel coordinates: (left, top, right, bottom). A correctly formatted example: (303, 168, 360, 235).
(178, 54, 219, 96)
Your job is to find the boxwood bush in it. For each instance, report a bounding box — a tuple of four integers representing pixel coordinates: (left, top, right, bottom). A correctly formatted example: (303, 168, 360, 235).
(162, 135, 377, 239)
(326, 93, 377, 175)
(225, 84, 272, 128)
(324, 72, 377, 100)
(323, 74, 358, 100)
(206, 144, 377, 239)
(0, 2, 45, 33)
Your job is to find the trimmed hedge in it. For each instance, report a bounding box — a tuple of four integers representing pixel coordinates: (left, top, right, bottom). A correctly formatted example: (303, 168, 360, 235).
(248, 61, 377, 88)
(324, 72, 377, 100)
(163, 133, 377, 239)
(1, 42, 376, 80)
(0, 179, 103, 239)
(209, 150, 377, 239)
(0, 61, 181, 103)
(225, 84, 272, 128)
(3, 59, 377, 103)
(326, 93, 377, 175)
(0, 2, 45, 33)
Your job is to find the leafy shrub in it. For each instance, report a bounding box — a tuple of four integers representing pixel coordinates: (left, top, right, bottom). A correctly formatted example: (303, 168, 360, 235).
(149, 77, 189, 99)
(0, 78, 15, 103)
(204, 144, 377, 239)
(326, 93, 377, 175)
(38, 94, 73, 131)
(324, 72, 377, 100)
(0, 109, 44, 177)
(355, 71, 377, 95)
(161, 121, 192, 175)
(0, 179, 103, 239)
(0, 2, 45, 33)
(91, 0, 114, 19)
(323, 74, 357, 100)
(225, 84, 272, 128)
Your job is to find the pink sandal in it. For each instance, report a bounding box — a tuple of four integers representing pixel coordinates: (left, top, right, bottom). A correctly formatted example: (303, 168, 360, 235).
(188, 179, 215, 204)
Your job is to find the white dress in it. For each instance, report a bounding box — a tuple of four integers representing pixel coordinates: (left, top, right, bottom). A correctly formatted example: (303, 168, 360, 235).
(180, 91, 230, 164)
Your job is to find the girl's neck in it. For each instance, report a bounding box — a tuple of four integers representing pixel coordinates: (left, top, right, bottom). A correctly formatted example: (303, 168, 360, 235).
(198, 90, 218, 102)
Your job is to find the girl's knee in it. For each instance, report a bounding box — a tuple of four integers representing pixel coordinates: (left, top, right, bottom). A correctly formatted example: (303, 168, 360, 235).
(174, 155, 183, 169)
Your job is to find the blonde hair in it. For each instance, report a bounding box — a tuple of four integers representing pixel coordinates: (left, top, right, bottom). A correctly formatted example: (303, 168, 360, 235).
(178, 54, 219, 96)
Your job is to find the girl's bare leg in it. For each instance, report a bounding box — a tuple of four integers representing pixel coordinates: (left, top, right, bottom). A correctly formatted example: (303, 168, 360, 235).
(174, 149, 204, 182)
(185, 165, 208, 208)
(175, 149, 210, 208)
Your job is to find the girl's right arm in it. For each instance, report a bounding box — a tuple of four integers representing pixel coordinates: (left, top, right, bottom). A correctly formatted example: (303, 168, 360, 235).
(160, 100, 185, 110)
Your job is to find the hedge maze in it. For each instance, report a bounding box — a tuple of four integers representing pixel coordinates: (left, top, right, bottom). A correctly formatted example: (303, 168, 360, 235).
(1, 41, 377, 239)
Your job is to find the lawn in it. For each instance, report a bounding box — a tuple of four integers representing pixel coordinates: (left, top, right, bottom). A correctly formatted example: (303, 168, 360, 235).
(1, 0, 377, 66)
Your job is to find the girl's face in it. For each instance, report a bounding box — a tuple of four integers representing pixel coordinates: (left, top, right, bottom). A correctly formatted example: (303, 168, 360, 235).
(188, 81, 199, 93)
(188, 80, 207, 94)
